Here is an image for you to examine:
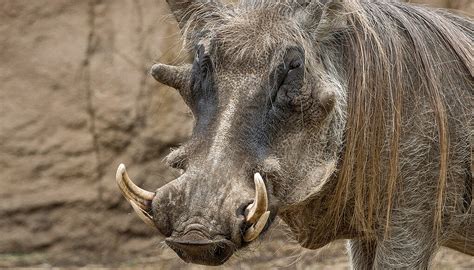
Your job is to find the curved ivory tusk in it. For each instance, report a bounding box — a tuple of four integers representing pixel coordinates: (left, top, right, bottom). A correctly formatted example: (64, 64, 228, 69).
(243, 211, 270, 242)
(129, 200, 156, 228)
(245, 173, 268, 224)
(116, 164, 155, 227)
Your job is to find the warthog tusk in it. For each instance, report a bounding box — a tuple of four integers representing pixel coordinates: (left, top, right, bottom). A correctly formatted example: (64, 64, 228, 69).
(129, 200, 156, 228)
(245, 173, 268, 224)
(243, 211, 270, 242)
(116, 164, 155, 227)
(243, 173, 270, 242)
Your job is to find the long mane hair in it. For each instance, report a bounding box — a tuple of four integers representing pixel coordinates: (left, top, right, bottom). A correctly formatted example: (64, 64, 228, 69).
(327, 0, 473, 236)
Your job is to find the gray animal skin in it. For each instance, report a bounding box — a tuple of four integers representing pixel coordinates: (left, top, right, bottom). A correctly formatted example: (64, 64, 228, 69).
(116, 0, 473, 268)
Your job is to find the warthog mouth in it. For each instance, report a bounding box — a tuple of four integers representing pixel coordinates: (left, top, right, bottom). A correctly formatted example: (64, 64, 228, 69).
(166, 232, 236, 265)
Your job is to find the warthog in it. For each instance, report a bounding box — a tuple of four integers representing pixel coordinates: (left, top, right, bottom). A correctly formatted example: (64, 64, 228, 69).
(116, 0, 473, 268)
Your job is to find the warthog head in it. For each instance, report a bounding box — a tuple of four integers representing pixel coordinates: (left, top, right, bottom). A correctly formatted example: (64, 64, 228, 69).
(117, 0, 346, 265)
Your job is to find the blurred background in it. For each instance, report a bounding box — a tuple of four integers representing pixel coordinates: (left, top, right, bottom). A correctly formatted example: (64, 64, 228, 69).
(0, 0, 472, 268)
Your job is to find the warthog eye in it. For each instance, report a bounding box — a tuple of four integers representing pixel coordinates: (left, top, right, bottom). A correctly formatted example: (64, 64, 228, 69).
(270, 47, 305, 108)
(289, 59, 302, 70)
(190, 44, 217, 134)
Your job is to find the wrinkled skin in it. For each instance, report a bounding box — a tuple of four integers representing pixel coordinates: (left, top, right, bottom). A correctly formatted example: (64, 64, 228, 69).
(117, 0, 473, 267)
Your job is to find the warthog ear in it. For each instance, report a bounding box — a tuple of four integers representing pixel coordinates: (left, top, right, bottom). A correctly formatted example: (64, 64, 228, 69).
(166, 0, 198, 28)
(166, 0, 223, 29)
(305, 0, 347, 38)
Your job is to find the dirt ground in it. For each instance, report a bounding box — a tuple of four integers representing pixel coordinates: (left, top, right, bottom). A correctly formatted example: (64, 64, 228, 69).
(0, 0, 472, 269)
(2, 235, 473, 269)
(2, 228, 474, 269)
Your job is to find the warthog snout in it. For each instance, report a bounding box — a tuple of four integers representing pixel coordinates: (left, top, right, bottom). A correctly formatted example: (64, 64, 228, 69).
(116, 164, 274, 265)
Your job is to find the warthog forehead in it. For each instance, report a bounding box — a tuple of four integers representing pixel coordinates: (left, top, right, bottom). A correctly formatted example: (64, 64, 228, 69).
(193, 7, 309, 65)
(208, 71, 263, 167)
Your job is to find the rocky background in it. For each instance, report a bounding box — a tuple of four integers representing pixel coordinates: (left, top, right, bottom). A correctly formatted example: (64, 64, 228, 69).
(0, 0, 472, 268)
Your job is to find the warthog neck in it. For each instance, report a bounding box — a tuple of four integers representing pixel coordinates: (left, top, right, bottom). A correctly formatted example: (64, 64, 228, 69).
(278, 173, 360, 249)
